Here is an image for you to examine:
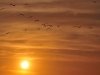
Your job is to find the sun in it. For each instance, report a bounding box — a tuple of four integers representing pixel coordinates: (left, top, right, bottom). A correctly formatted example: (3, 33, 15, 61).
(21, 61, 29, 69)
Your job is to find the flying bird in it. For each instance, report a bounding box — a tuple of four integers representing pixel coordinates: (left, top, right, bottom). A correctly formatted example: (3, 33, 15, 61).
(73, 26, 76, 27)
(57, 25, 60, 27)
(46, 24, 53, 27)
(18, 14, 24, 16)
(93, 1, 97, 3)
(37, 28, 40, 30)
(24, 29, 27, 31)
(10, 4, 16, 6)
(42, 24, 46, 27)
(35, 20, 39, 22)
(49, 25, 53, 27)
(88, 27, 93, 29)
(77, 26, 81, 28)
(6, 32, 10, 34)
(24, 3, 29, 5)
(46, 28, 51, 31)
(0, 8, 5, 10)
(10, 4, 13, 5)
(29, 16, 33, 18)
(42, 23, 48, 27)
(13, 5, 16, 6)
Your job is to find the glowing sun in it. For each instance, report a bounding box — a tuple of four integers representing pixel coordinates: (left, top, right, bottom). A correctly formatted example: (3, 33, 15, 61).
(21, 61, 29, 69)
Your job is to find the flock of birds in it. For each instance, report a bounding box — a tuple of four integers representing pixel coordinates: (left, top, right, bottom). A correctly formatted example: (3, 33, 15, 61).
(0, 1, 98, 35)
(73, 26, 93, 29)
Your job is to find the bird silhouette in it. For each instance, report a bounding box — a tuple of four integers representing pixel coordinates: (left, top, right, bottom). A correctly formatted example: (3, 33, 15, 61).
(10, 4, 13, 5)
(77, 26, 81, 28)
(93, 1, 97, 3)
(35, 20, 39, 22)
(37, 28, 40, 30)
(6, 32, 10, 34)
(29, 16, 33, 18)
(24, 29, 27, 31)
(13, 5, 16, 6)
(46, 28, 51, 31)
(88, 27, 93, 29)
(10, 4, 16, 6)
(42, 24, 46, 27)
(57, 25, 60, 27)
(50, 25, 53, 27)
(0, 8, 5, 10)
(18, 14, 24, 16)
(24, 3, 28, 5)
(73, 26, 76, 27)
(46, 24, 53, 27)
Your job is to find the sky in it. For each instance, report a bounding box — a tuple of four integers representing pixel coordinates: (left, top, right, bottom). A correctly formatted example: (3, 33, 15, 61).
(0, 0, 100, 75)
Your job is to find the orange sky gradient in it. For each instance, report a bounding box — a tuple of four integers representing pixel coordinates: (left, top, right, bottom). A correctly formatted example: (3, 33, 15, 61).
(0, 0, 100, 75)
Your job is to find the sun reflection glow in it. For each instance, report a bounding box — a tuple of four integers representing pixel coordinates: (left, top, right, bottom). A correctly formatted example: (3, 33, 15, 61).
(21, 61, 29, 69)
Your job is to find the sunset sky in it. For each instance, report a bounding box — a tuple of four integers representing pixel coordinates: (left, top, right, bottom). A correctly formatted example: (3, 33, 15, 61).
(0, 0, 100, 75)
